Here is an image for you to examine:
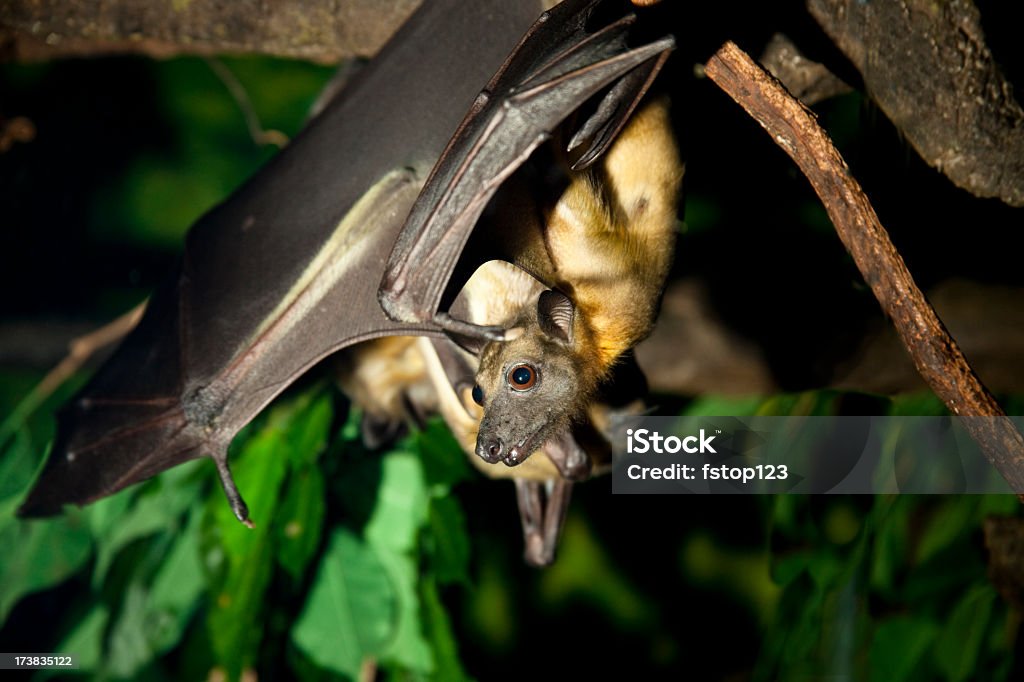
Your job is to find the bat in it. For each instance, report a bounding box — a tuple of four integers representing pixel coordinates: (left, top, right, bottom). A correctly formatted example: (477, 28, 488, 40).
(18, 0, 676, 527)
(342, 92, 680, 565)
(464, 96, 681, 470)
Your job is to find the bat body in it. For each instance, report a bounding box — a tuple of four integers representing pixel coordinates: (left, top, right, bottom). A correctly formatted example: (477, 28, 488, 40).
(340, 98, 681, 564)
(20, 0, 675, 527)
(470, 97, 682, 468)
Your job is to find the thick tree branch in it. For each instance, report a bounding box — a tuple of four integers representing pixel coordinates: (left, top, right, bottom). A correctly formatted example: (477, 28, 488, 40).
(759, 33, 851, 106)
(704, 41, 1024, 492)
(807, 0, 1024, 207)
(0, 0, 422, 62)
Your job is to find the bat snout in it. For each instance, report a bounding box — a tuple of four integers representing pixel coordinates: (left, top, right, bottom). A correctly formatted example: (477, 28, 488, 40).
(476, 436, 505, 464)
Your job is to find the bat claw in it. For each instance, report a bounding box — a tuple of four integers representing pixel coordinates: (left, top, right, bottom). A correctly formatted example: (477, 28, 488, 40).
(213, 452, 252, 527)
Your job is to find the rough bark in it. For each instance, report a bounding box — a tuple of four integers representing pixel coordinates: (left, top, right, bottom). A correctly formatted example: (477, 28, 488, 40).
(808, 0, 1024, 206)
(759, 32, 851, 106)
(0, 0, 422, 62)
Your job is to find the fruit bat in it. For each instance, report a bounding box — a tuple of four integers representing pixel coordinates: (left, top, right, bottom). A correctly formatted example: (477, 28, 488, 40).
(338, 93, 682, 565)
(18, 0, 675, 524)
(464, 97, 681, 468)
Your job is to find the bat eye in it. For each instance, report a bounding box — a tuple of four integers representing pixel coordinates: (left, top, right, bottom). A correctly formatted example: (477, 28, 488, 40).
(471, 385, 484, 406)
(506, 364, 537, 391)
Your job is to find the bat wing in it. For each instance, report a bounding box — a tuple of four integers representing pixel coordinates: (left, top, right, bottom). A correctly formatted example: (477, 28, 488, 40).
(379, 0, 675, 332)
(18, 0, 545, 521)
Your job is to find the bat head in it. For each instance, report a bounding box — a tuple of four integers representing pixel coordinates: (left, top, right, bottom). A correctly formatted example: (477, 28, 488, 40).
(471, 289, 593, 468)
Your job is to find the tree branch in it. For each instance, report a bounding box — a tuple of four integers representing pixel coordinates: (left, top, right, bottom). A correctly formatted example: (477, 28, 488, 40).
(0, 0, 422, 62)
(704, 41, 1024, 493)
(807, 0, 1024, 207)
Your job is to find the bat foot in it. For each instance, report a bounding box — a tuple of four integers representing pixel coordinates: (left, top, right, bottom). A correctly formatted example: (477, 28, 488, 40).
(544, 428, 593, 481)
(515, 478, 573, 568)
(524, 535, 555, 567)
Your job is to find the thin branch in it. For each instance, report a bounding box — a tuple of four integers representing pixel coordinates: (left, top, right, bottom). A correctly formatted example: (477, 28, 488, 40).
(704, 41, 1024, 493)
(205, 58, 288, 149)
(0, 303, 144, 449)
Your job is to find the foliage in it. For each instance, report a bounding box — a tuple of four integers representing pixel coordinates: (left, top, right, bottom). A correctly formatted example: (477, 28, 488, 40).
(1, 374, 1018, 680)
(0, 381, 477, 681)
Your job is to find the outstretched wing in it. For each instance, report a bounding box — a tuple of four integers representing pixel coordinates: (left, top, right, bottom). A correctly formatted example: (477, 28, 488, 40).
(19, 0, 545, 521)
(20, 0, 674, 523)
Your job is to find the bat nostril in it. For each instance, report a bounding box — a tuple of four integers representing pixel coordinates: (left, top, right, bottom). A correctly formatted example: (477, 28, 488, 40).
(476, 438, 504, 463)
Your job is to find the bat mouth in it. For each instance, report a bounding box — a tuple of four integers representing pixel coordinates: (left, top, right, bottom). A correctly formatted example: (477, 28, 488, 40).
(475, 429, 542, 466)
(503, 434, 540, 467)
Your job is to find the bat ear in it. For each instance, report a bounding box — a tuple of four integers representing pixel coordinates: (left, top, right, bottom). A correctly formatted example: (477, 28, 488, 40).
(537, 290, 575, 344)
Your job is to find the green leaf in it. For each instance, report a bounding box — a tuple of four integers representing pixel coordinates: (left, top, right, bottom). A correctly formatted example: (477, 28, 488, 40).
(465, 552, 517, 652)
(420, 578, 470, 682)
(363, 451, 429, 554)
(82, 488, 134, 540)
(756, 392, 821, 416)
(205, 511, 276, 677)
(375, 546, 432, 675)
(203, 398, 294, 676)
(89, 459, 204, 585)
(889, 394, 950, 416)
(355, 447, 434, 675)
(0, 426, 44, 504)
(869, 616, 939, 682)
(89, 511, 204, 678)
(275, 466, 326, 581)
(868, 497, 908, 596)
(292, 529, 397, 679)
(805, 549, 844, 591)
(973, 494, 1019, 519)
(147, 509, 205, 651)
(417, 419, 473, 489)
(0, 366, 83, 492)
(283, 388, 333, 468)
(771, 552, 810, 588)
(933, 584, 996, 682)
(105, 581, 155, 678)
(915, 498, 974, 565)
(683, 394, 764, 417)
(54, 604, 110, 674)
(0, 516, 92, 620)
(425, 496, 470, 585)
